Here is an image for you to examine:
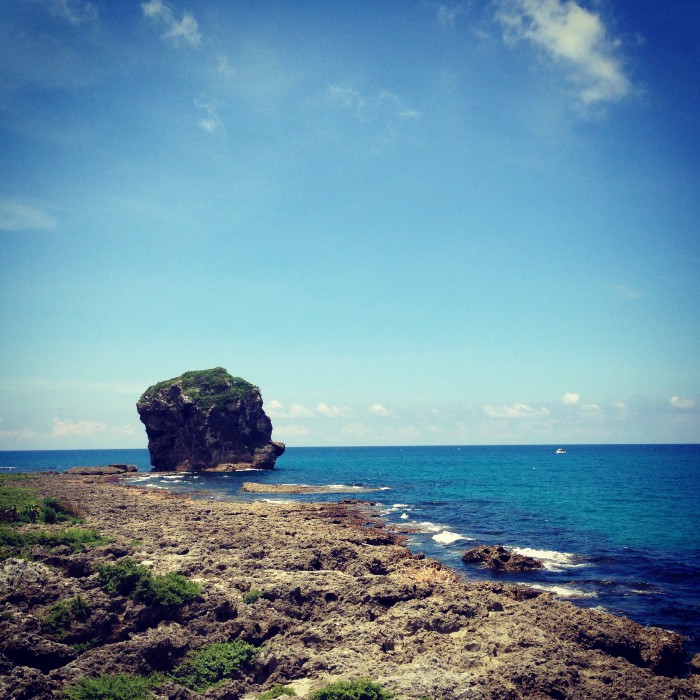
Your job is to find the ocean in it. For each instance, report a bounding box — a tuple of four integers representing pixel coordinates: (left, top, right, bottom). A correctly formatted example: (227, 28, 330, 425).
(2, 444, 699, 654)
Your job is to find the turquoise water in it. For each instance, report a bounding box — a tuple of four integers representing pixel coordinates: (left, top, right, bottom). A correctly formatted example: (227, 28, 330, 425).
(2, 444, 699, 652)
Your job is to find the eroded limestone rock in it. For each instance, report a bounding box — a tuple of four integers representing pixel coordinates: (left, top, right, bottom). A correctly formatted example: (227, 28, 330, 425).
(136, 367, 284, 472)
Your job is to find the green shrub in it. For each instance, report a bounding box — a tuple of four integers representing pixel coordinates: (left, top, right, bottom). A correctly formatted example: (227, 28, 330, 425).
(97, 558, 201, 607)
(259, 684, 297, 699)
(310, 678, 392, 700)
(243, 588, 263, 604)
(97, 558, 150, 596)
(135, 571, 202, 607)
(43, 600, 73, 638)
(169, 640, 260, 692)
(63, 673, 161, 700)
(42, 596, 91, 639)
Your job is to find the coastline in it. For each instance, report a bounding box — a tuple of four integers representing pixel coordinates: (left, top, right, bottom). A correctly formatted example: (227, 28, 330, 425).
(1, 472, 699, 699)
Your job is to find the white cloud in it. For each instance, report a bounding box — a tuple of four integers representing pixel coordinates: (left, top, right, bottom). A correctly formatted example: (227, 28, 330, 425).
(0, 200, 57, 231)
(266, 400, 314, 419)
(290, 403, 314, 418)
(141, 0, 201, 47)
(326, 85, 421, 134)
(369, 403, 391, 417)
(341, 422, 370, 436)
(483, 402, 551, 418)
(437, 2, 465, 28)
(51, 417, 107, 437)
(194, 97, 222, 133)
(274, 424, 311, 438)
(266, 399, 284, 417)
(316, 402, 351, 418)
(496, 0, 633, 105)
(38, 0, 98, 24)
(561, 391, 580, 405)
(670, 396, 695, 410)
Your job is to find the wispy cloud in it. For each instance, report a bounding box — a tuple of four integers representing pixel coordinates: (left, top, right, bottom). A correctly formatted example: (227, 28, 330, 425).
(327, 85, 420, 123)
(483, 402, 551, 418)
(141, 0, 201, 47)
(495, 0, 633, 106)
(273, 424, 311, 438)
(316, 402, 351, 418)
(325, 85, 420, 143)
(35, 0, 98, 25)
(670, 396, 695, 409)
(369, 403, 391, 417)
(51, 417, 106, 437)
(0, 200, 57, 231)
(194, 96, 222, 133)
(436, 2, 465, 28)
(612, 283, 642, 300)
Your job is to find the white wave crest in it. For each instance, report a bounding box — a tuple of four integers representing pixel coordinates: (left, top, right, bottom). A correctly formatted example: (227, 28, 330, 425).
(512, 547, 584, 571)
(432, 531, 470, 545)
(527, 583, 597, 599)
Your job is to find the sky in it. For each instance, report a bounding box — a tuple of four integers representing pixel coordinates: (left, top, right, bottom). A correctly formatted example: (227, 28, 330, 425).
(1, 0, 699, 449)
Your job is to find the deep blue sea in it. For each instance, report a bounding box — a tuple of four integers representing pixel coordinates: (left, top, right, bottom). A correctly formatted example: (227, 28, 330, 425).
(2, 444, 699, 654)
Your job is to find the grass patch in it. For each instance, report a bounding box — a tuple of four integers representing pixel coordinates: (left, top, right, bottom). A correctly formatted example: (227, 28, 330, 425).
(63, 673, 163, 700)
(0, 479, 83, 526)
(168, 640, 260, 692)
(0, 526, 110, 561)
(310, 678, 392, 700)
(97, 558, 201, 608)
(42, 596, 91, 639)
(259, 684, 297, 699)
(243, 587, 263, 604)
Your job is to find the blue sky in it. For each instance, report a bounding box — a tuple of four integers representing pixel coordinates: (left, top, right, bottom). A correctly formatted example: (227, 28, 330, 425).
(1, 0, 698, 449)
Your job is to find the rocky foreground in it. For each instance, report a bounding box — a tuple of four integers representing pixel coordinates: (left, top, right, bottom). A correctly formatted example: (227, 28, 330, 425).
(2, 473, 699, 699)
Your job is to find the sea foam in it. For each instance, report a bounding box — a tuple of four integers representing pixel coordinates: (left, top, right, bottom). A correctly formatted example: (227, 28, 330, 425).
(512, 547, 584, 571)
(527, 583, 597, 599)
(432, 531, 469, 545)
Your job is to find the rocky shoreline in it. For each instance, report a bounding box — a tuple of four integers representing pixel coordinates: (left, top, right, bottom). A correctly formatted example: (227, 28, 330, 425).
(1, 472, 699, 699)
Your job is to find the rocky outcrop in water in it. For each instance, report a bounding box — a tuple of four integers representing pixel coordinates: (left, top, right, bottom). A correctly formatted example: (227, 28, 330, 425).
(136, 367, 284, 472)
(461, 544, 545, 572)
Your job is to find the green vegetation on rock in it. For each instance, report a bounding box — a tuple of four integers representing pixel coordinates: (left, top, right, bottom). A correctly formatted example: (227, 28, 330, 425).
(168, 639, 260, 692)
(42, 596, 91, 639)
(97, 557, 202, 607)
(0, 526, 110, 561)
(138, 367, 257, 411)
(243, 587, 264, 604)
(310, 678, 393, 700)
(259, 685, 297, 699)
(63, 673, 162, 700)
(64, 640, 260, 698)
(0, 477, 82, 525)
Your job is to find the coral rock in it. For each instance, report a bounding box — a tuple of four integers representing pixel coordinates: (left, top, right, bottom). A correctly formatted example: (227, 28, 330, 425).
(461, 544, 545, 572)
(137, 367, 284, 472)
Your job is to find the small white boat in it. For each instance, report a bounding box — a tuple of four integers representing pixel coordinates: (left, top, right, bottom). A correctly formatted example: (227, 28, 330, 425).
(555, 448, 566, 454)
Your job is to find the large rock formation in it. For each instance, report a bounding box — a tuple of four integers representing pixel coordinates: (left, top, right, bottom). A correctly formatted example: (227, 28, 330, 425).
(136, 367, 284, 472)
